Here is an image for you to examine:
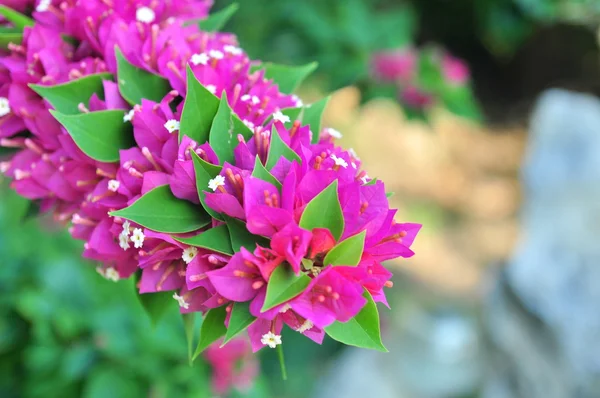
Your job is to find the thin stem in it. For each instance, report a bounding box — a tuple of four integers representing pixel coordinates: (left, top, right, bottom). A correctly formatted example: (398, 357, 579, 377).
(277, 344, 287, 380)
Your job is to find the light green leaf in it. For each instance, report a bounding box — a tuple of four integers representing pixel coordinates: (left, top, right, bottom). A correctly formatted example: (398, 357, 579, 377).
(193, 306, 227, 360)
(325, 290, 387, 352)
(224, 215, 269, 252)
(386, 192, 394, 198)
(222, 301, 256, 345)
(110, 185, 211, 233)
(262, 265, 311, 311)
(198, 3, 239, 32)
(323, 230, 366, 266)
(263, 62, 318, 94)
(251, 156, 281, 189)
(0, 27, 22, 49)
(115, 47, 170, 105)
(0, 6, 34, 29)
(266, 125, 301, 169)
(209, 92, 253, 164)
(31, 73, 113, 115)
(173, 224, 233, 255)
(182, 313, 196, 365)
(299, 180, 344, 241)
(50, 110, 133, 162)
(303, 96, 330, 144)
(191, 150, 223, 221)
(280, 106, 304, 124)
(180, 66, 220, 144)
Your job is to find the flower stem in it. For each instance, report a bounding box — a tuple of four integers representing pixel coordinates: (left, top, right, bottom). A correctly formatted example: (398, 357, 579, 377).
(277, 344, 287, 380)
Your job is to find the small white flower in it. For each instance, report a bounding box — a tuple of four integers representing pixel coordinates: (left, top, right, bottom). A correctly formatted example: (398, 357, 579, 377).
(242, 119, 255, 129)
(119, 231, 130, 251)
(326, 127, 343, 139)
(136, 6, 156, 23)
(361, 174, 370, 184)
(291, 94, 303, 107)
(191, 53, 209, 66)
(123, 109, 135, 123)
(130, 228, 145, 249)
(208, 50, 224, 60)
(108, 179, 120, 192)
(296, 320, 313, 333)
(272, 111, 290, 124)
(122, 220, 131, 235)
(251, 96, 260, 105)
(182, 246, 198, 264)
(104, 267, 120, 282)
(224, 45, 242, 55)
(173, 293, 190, 310)
(164, 119, 180, 133)
(36, 0, 52, 12)
(0, 97, 11, 117)
(348, 148, 360, 160)
(208, 175, 225, 191)
(241, 94, 251, 102)
(331, 154, 348, 169)
(261, 332, 282, 348)
(205, 84, 217, 94)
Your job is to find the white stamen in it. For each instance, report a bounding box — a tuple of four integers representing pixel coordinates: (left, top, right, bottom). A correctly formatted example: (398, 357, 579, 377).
(173, 293, 190, 309)
(208, 175, 225, 191)
(241, 94, 251, 102)
(123, 109, 135, 123)
(0, 97, 11, 117)
(208, 50, 224, 60)
(205, 84, 217, 94)
(119, 231, 130, 251)
(279, 303, 292, 313)
(326, 127, 343, 139)
(251, 96, 260, 105)
(164, 119, 180, 133)
(361, 174, 370, 184)
(261, 332, 282, 348)
(130, 228, 145, 249)
(242, 119, 255, 129)
(191, 53, 209, 66)
(331, 154, 348, 169)
(296, 320, 314, 333)
(291, 94, 303, 107)
(182, 246, 198, 264)
(136, 6, 156, 23)
(223, 45, 242, 55)
(36, 0, 52, 12)
(348, 148, 360, 160)
(108, 179, 120, 192)
(272, 111, 290, 124)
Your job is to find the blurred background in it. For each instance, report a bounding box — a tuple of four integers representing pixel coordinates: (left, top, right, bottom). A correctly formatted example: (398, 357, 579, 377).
(2, 0, 600, 397)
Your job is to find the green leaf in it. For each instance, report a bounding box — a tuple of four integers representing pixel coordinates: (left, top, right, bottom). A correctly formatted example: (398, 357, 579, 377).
(182, 313, 195, 364)
(222, 302, 255, 345)
(224, 215, 270, 252)
(0, 27, 22, 49)
(261, 265, 311, 311)
(180, 66, 220, 144)
(266, 125, 301, 169)
(251, 156, 281, 190)
(193, 306, 227, 359)
(364, 178, 377, 186)
(323, 230, 366, 266)
(50, 110, 133, 162)
(137, 291, 173, 327)
(263, 62, 318, 94)
(173, 224, 233, 255)
(386, 192, 395, 198)
(198, 3, 239, 32)
(31, 73, 113, 115)
(303, 96, 330, 144)
(280, 106, 304, 124)
(191, 150, 224, 221)
(110, 185, 211, 233)
(325, 290, 387, 352)
(299, 180, 344, 241)
(0, 6, 34, 29)
(115, 47, 170, 105)
(209, 92, 253, 164)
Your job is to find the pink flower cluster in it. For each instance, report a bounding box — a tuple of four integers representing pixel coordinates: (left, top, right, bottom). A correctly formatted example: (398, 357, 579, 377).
(0, 0, 420, 384)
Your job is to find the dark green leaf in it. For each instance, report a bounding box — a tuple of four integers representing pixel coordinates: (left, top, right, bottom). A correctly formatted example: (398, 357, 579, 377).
(262, 265, 311, 311)
(303, 96, 330, 144)
(263, 62, 318, 94)
(251, 156, 281, 189)
(0, 6, 34, 29)
(110, 185, 211, 233)
(193, 306, 227, 359)
(31, 73, 113, 115)
(191, 150, 224, 221)
(224, 215, 270, 252)
(137, 291, 173, 327)
(325, 290, 387, 352)
(266, 125, 301, 169)
(222, 301, 255, 345)
(50, 110, 133, 162)
(182, 313, 196, 365)
(323, 230, 366, 266)
(299, 180, 344, 241)
(115, 47, 170, 105)
(198, 3, 239, 32)
(180, 66, 220, 144)
(173, 224, 234, 255)
(209, 92, 253, 164)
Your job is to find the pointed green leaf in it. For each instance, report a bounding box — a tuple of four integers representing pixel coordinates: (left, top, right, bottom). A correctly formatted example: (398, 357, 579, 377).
(173, 224, 233, 255)
(364, 178, 378, 186)
(323, 230, 366, 266)
(193, 306, 227, 360)
(224, 215, 269, 252)
(280, 106, 304, 124)
(182, 313, 196, 364)
(191, 150, 224, 221)
(137, 290, 173, 327)
(198, 3, 239, 32)
(110, 185, 210, 233)
(304, 96, 330, 144)
(222, 301, 256, 345)
(251, 156, 281, 189)
(299, 180, 344, 241)
(0, 6, 34, 29)
(325, 290, 387, 352)
(209, 92, 252, 164)
(180, 66, 220, 144)
(0, 27, 22, 49)
(262, 265, 311, 311)
(386, 192, 394, 198)
(115, 47, 170, 105)
(266, 125, 301, 169)
(31, 73, 113, 115)
(263, 62, 318, 94)
(50, 110, 133, 162)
